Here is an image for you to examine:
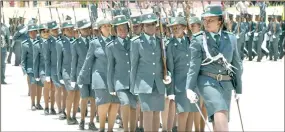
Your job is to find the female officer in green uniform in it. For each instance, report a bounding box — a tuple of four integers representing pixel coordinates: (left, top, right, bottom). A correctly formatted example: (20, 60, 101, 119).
(166, 17, 199, 132)
(130, 13, 168, 132)
(77, 18, 120, 132)
(106, 15, 137, 131)
(186, 5, 243, 131)
(21, 24, 43, 110)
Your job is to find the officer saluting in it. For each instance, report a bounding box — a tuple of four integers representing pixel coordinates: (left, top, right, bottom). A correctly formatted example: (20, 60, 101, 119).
(186, 5, 243, 131)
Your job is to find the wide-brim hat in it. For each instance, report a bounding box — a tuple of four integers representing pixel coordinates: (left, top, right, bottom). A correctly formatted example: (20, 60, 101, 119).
(168, 17, 187, 27)
(28, 24, 38, 32)
(131, 15, 141, 25)
(47, 20, 59, 30)
(141, 13, 158, 24)
(112, 15, 129, 26)
(76, 19, 91, 29)
(201, 5, 223, 17)
(38, 24, 48, 30)
(189, 17, 201, 25)
(62, 20, 74, 29)
(96, 18, 111, 28)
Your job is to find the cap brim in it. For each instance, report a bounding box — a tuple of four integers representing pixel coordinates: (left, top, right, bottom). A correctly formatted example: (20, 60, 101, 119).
(62, 24, 74, 29)
(28, 29, 38, 32)
(141, 19, 158, 24)
(78, 23, 91, 29)
(113, 20, 129, 26)
(201, 13, 221, 17)
(50, 25, 59, 30)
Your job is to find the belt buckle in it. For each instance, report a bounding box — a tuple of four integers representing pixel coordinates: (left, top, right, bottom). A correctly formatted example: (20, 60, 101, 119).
(216, 74, 223, 81)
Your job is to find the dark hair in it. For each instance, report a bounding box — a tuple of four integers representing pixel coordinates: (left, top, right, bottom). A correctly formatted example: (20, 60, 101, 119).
(114, 23, 130, 34)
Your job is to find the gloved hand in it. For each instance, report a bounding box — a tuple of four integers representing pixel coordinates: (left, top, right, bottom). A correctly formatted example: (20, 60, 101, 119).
(268, 31, 272, 35)
(247, 32, 252, 36)
(235, 93, 241, 100)
(163, 75, 172, 84)
(110, 92, 116, 96)
(254, 32, 258, 37)
(71, 82, 76, 88)
(45, 76, 51, 82)
(78, 84, 83, 88)
(168, 95, 175, 100)
(273, 35, 276, 39)
(236, 34, 240, 39)
(35, 78, 40, 81)
(186, 89, 198, 103)
(59, 80, 64, 84)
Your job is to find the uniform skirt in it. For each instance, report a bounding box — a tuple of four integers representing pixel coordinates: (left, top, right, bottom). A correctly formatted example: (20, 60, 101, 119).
(198, 78, 232, 122)
(27, 73, 43, 87)
(51, 75, 62, 88)
(79, 84, 95, 98)
(138, 82, 165, 112)
(95, 89, 120, 106)
(117, 89, 137, 109)
(62, 72, 79, 91)
(175, 92, 199, 114)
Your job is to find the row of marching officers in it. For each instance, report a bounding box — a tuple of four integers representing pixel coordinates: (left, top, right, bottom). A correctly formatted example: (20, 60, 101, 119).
(21, 5, 242, 132)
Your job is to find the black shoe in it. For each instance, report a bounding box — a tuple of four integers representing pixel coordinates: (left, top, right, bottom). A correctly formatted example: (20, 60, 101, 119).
(77, 107, 80, 112)
(44, 108, 49, 115)
(135, 127, 141, 132)
(96, 116, 99, 123)
(99, 129, 105, 132)
(31, 105, 37, 111)
(140, 127, 144, 132)
(88, 122, 98, 131)
(1, 81, 7, 84)
(50, 108, 56, 115)
(28, 92, 30, 96)
(85, 109, 88, 117)
(79, 120, 85, 130)
(59, 111, 67, 120)
(72, 116, 78, 124)
(160, 123, 162, 128)
(67, 117, 76, 125)
(36, 104, 43, 110)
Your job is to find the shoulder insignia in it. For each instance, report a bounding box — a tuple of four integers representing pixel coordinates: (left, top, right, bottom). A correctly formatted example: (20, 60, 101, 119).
(224, 31, 234, 35)
(131, 36, 140, 41)
(193, 31, 203, 37)
(21, 39, 28, 44)
(106, 40, 114, 46)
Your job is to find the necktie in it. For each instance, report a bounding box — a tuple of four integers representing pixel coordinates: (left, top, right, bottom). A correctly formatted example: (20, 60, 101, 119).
(86, 38, 89, 48)
(150, 36, 156, 49)
(214, 34, 220, 46)
(123, 39, 128, 50)
(106, 37, 111, 43)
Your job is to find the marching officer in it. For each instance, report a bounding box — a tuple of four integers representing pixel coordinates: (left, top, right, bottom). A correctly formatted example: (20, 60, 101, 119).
(166, 16, 198, 132)
(226, 13, 236, 33)
(106, 15, 137, 131)
(130, 13, 167, 132)
(189, 16, 208, 132)
(253, 14, 267, 62)
(186, 5, 243, 131)
(277, 15, 285, 59)
(43, 20, 61, 115)
(70, 19, 97, 130)
(33, 24, 51, 115)
(233, 15, 246, 60)
(21, 24, 43, 111)
(1, 22, 10, 84)
(245, 14, 256, 61)
(267, 15, 282, 61)
(56, 20, 80, 125)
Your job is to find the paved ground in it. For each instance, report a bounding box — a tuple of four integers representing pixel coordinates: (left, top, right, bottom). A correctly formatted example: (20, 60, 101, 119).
(1, 53, 284, 131)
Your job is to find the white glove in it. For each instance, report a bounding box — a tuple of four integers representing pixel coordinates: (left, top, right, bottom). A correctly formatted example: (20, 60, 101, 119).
(254, 33, 258, 37)
(45, 76, 51, 82)
(168, 95, 175, 100)
(186, 89, 198, 103)
(236, 34, 240, 39)
(163, 75, 172, 84)
(247, 32, 252, 36)
(78, 84, 83, 88)
(35, 78, 40, 81)
(71, 82, 76, 88)
(235, 93, 241, 100)
(59, 80, 64, 84)
(273, 35, 276, 39)
(110, 92, 116, 96)
(268, 31, 272, 35)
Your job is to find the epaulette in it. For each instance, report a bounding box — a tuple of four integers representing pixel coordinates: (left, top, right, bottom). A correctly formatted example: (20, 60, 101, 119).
(131, 36, 140, 41)
(192, 31, 203, 37)
(106, 40, 114, 46)
(21, 39, 28, 44)
(224, 31, 234, 35)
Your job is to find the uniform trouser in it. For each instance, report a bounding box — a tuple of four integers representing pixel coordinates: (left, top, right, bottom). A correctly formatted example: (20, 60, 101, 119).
(269, 39, 279, 61)
(237, 39, 245, 60)
(246, 40, 253, 60)
(13, 43, 21, 66)
(278, 35, 285, 58)
(1, 48, 7, 82)
(255, 39, 263, 61)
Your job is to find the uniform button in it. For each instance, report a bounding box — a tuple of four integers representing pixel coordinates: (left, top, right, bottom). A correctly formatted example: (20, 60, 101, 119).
(187, 63, 189, 66)
(126, 53, 128, 55)
(127, 62, 129, 64)
(153, 63, 155, 65)
(152, 52, 155, 55)
(153, 73, 155, 75)
(186, 54, 189, 57)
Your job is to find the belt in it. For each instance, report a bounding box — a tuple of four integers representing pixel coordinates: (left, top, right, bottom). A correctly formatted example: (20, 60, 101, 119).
(200, 71, 232, 81)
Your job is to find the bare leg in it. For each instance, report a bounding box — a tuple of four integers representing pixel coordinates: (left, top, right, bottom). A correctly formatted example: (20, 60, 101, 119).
(153, 111, 160, 131)
(98, 103, 110, 130)
(161, 98, 170, 131)
(108, 103, 120, 131)
(62, 87, 67, 111)
(121, 105, 130, 131)
(50, 83, 55, 109)
(178, 112, 188, 132)
(143, 111, 153, 132)
(200, 99, 208, 132)
(90, 98, 96, 123)
(73, 90, 80, 117)
(80, 98, 88, 121)
(167, 100, 176, 131)
(186, 112, 194, 132)
(36, 85, 43, 105)
(194, 112, 200, 132)
(66, 91, 75, 119)
(213, 110, 229, 131)
(130, 107, 137, 131)
(43, 81, 50, 109)
(55, 87, 62, 112)
(27, 76, 31, 96)
(30, 84, 37, 106)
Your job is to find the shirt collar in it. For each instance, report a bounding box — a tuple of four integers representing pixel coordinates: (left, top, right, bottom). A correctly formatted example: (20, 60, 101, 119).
(117, 37, 124, 46)
(101, 35, 111, 42)
(144, 33, 155, 43)
(210, 29, 222, 41)
(81, 36, 86, 43)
